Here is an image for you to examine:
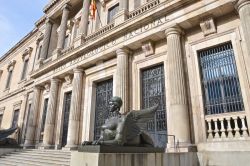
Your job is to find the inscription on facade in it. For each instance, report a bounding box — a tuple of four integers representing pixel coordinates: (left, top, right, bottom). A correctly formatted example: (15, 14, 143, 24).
(54, 15, 170, 73)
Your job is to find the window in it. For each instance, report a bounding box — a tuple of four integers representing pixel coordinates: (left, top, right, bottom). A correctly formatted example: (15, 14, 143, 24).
(21, 59, 29, 80)
(63, 35, 69, 49)
(5, 70, 13, 89)
(37, 45, 42, 60)
(198, 42, 244, 115)
(40, 98, 48, 142)
(107, 4, 119, 24)
(12, 109, 19, 128)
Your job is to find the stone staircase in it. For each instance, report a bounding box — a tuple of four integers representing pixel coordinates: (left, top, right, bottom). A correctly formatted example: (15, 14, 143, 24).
(0, 149, 71, 166)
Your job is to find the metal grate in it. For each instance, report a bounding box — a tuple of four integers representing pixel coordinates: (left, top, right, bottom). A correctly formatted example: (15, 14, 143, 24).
(94, 79, 113, 140)
(141, 64, 167, 147)
(198, 42, 244, 115)
(62, 91, 72, 147)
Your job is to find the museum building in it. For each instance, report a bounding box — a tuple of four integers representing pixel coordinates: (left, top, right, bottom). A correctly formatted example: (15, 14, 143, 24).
(1, 0, 250, 164)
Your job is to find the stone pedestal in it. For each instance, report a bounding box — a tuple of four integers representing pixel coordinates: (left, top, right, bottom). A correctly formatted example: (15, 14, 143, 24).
(71, 146, 198, 166)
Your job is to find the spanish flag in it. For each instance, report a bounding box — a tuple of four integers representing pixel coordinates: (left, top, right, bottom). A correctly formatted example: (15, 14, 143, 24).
(89, 0, 97, 20)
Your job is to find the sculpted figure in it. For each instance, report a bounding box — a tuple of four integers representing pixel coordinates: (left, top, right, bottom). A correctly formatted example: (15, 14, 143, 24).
(90, 96, 158, 146)
(0, 127, 18, 145)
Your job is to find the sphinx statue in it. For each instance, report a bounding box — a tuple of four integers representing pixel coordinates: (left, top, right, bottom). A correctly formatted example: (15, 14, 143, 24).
(84, 96, 158, 147)
(0, 127, 18, 146)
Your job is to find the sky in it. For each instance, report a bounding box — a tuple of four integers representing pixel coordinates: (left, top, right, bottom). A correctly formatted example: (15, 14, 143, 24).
(0, 0, 49, 57)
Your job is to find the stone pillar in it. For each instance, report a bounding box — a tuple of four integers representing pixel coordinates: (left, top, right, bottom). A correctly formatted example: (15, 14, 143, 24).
(236, 0, 250, 55)
(74, 0, 90, 47)
(66, 68, 83, 149)
(115, 48, 129, 114)
(24, 86, 42, 147)
(42, 78, 60, 147)
(165, 26, 190, 146)
(40, 19, 53, 62)
(56, 3, 71, 51)
(114, 0, 129, 25)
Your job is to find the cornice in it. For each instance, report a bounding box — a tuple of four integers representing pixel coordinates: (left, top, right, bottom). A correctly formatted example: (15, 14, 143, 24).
(35, 15, 46, 27)
(31, 0, 189, 76)
(43, 0, 61, 13)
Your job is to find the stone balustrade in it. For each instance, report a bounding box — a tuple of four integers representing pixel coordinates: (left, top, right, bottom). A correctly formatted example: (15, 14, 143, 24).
(129, 0, 161, 19)
(205, 113, 249, 141)
(85, 22, 115, 42)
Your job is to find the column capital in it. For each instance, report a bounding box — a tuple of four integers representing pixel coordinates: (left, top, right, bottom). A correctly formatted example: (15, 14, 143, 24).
(164, 26, 183, 37)
(50, 78, 61, 84)
(235, 0, 250, 11)
(62, 3, 72, 11)
(116, 47, 130, 56)
(45, 17, 55, 24)
(73, 67, 84, 73)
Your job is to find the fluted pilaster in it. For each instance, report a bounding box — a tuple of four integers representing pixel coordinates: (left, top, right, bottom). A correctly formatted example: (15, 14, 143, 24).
(165, 26, 190, 145)
(66, 68, 84, 148)
(43, 78, 60, 147)
(24, 86, 42, 147)
(40, 19, 53, 61)
(115, 48, 129, 114)
(79, 0, 91, 36)
(57, 3, 71, 50)
(235, 0, 250, 56)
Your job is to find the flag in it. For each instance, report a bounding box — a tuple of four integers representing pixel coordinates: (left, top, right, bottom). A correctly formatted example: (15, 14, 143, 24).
(89, 0, 97, 20)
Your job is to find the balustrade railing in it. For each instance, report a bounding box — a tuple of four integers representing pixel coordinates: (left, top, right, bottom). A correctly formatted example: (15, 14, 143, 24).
(205, 113, 249, 141)
(85, 22, 115, 42)
(129, 0, 161, 19)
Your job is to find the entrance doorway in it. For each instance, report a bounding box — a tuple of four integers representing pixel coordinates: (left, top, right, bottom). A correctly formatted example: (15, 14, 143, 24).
(61, 91, 72, 147)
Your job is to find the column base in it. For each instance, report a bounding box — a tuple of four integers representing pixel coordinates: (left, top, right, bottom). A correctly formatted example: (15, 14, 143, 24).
(64, 143, 78, 150)
(166, 144, 197, 153)
(74, 35, 86, 48)
(114, 9, 129, 26)
(39, 144, 55, 149)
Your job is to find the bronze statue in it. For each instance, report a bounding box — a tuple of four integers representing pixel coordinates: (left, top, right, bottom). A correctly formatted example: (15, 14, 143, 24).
(0, 127, 18, 146)
(85, 96, 158, 147)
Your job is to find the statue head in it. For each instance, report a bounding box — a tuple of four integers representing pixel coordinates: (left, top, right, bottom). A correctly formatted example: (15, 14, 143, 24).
(109, 96, 123, 113)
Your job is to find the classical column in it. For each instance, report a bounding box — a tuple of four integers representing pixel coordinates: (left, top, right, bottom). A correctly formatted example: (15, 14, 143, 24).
(236, 0, 250, 55)
(115, 48, 129, 114)
(66, 68, 83, 148)
(42, 78, 60, 147)
(79, 0, 91, 36)
(165, 26, 190, 146)
(24, 86, 42, 147)
(40, 19, 53, 61)
(56, 3, 71, 51)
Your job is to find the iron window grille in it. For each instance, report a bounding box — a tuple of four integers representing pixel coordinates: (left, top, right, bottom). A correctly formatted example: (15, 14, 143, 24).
(198, 42, 244, 115)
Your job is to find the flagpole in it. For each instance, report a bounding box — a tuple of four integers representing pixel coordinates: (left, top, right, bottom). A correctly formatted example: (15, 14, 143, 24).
(96, 6, 103, 28)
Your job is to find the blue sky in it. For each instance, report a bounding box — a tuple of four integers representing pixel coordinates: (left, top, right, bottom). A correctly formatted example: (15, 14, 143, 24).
(0, 0, 49, 57)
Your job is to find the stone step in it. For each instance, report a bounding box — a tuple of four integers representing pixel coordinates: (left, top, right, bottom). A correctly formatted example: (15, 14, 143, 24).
(11, 150, 71, 156)
(0, 160, 17, 166)
(0, 157, 69, 166)
(4, 155, 70, 163)
(8, 151, 71, 159)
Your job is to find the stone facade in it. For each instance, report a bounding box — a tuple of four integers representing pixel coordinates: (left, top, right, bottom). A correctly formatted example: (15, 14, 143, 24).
(1, 0, 250, 164)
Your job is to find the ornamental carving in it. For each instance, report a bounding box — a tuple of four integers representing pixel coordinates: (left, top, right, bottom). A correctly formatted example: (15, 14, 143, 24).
(142, 40, 155, 57)
(200, 17, 217, 36)
(22, 47, 33, 60)
(44, 83, 50, 92)
(64, 74, 73, 85)
(7, 60, 16, 71)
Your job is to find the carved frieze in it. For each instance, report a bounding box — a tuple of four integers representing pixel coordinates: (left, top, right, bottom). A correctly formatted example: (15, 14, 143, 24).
(200, 17, 217, 36)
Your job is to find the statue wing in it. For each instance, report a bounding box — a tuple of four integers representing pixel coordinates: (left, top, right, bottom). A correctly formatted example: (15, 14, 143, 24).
(124, 105, 158, 141)
(0, 127, 17, 140)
